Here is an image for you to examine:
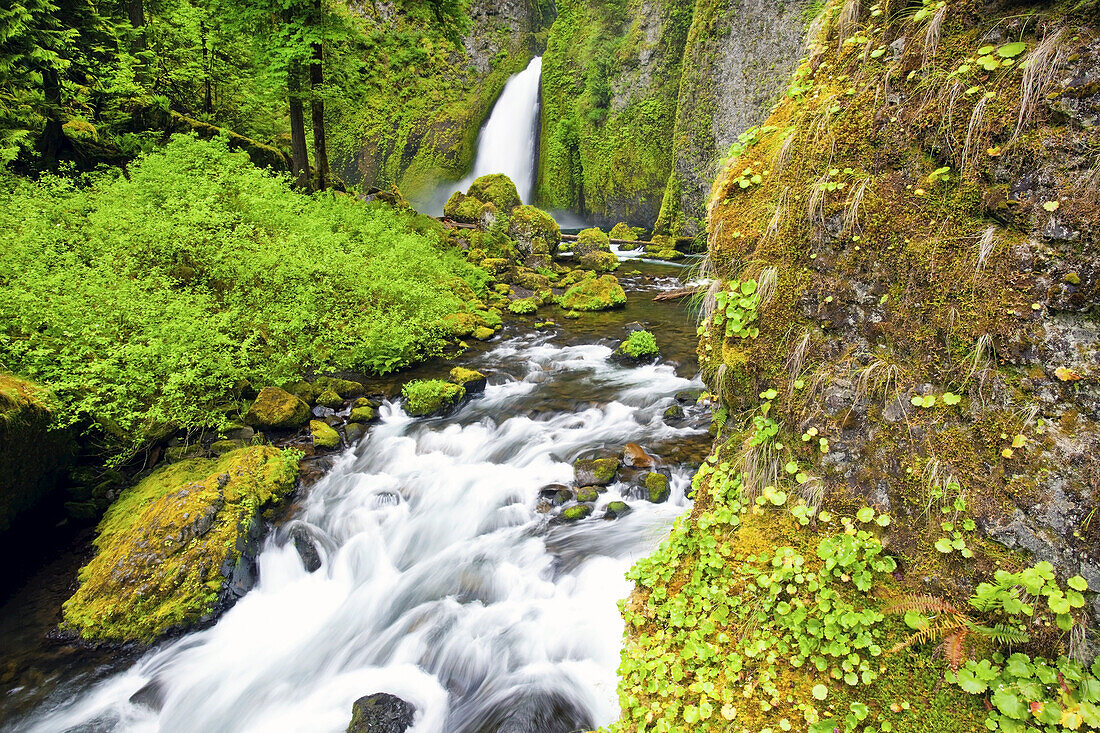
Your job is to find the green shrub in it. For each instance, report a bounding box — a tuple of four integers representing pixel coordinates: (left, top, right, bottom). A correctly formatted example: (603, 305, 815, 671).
(508, 297, 539, 314)
(0, 135, 485, 463)
(401, 379, 466, 417)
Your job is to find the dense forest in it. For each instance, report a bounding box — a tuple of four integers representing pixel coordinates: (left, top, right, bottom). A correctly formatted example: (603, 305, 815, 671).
(1, 0, 1099, 731)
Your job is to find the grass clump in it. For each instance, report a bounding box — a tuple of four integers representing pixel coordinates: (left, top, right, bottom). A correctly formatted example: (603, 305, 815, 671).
(619, 330, 659, 359)
(401, 379, 466, 417)
(0, 135, 486, 464)
(61, 446, 300, 642)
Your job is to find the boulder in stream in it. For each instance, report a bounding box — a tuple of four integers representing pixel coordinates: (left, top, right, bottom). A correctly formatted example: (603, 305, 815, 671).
(643, 472, 671, 503)
(449, 367, 487, 394)
(310, 420, 341, 449)
(557, 273, 626, 312)
(60, 446, 300, 642)
(346, 693, 416, 733)
(244, 387, 311, 429)
(401, 379, 466, 417)
(604, 501, 632, 519)
(560, 504, 593, 521)
(573, 457, 620, 486)
(622, 443, 656, 468)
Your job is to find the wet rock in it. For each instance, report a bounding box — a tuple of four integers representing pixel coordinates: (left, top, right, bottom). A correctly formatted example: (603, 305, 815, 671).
(454, 689, 593, 733)
(675, 389, 704, 405)
(572, 227, 611, 257)
(663, 404, 685, 422)
(575, 486, 600, 502)
(538, 485, 573, 506)
(350, 403, 376, 423)
(316, 389, 344, 409)
(129, 679, 166, 711)
(449, 367, 488, 394)
(291, 525, 322, 573)
(604, 501, 632, 519)
(343, 422, 366, 444)
(245, 387, 311, 429)
(643, 472, 670, 503)
(313, 377, 364, 398)
(622, 443, 656, 469)
(561, 504, 593, 521)
(346, 692, 416, 733)
(310, 420, 341, 450)
(573, 457, 620, 486)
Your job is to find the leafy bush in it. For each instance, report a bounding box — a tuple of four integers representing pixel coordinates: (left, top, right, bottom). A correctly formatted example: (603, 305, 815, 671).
(619, 329, 659, 358)
(0, 135, 485, 462)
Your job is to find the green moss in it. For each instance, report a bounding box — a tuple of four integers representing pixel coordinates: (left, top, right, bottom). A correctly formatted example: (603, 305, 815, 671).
(573, 227, 611, 256)
(618, 329, 659, 358)
(508, 205, 562, 257)
(448, 367, 487, 392)
(609, 221, 645, 240)
(576, 486, 600, 502)
(310, 420, 340, 449)
(444, 192, 495, 224)
(561, 503, 593, 521)
(401, 379, 466, 417)
(312, 377, 363, 398)
(643, 471, 670, 503)
(466, 174, 521, 214)
(443, 312, 479, 337)
(577, 250, 621, 272)
(559, 274, 627, 311)
(508, 297, 540, 314)
(315, 389, 343, 408)
(244, 387, 311, 429)
(61, 446, 300, 642)
(472, 326, 495, 341)
(349, 405, 376, 423)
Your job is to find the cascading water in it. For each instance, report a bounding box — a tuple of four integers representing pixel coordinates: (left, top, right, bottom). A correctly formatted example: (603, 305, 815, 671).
(9, 270, 709, 733)
(453, 56, 543, 204)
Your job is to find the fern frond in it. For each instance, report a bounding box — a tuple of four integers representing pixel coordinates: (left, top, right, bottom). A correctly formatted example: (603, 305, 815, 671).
(943, 630, 970, 670)
(884, 594, 960, 616)
(966, 622, 1030, 646)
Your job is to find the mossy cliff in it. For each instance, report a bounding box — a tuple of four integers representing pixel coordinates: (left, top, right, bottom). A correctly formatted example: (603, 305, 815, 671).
(536, 0, 695, 225)
(0, 375, 74, 536)
(610, 0, 1100, 730)
(61, 446, 300, 643)
(334, 0, 554, 201)
(653, 0, 814, 237)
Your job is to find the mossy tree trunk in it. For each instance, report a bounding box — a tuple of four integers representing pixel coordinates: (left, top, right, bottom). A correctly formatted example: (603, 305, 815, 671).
(288, 59, 310, 189)
(309, 1, 329, 192)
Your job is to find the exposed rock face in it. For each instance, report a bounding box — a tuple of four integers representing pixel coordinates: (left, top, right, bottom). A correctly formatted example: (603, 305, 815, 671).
(346, 693, 416, 733)
(61, 446, 300, 642)
(0, 375, 74, 536)
(343, 0, 551, 200)
(654, 0, 813, 236)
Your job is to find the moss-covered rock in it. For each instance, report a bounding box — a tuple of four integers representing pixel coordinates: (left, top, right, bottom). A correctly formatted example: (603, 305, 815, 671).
(574, 457, 620, 486)
(472, 326, 495, 341)
(572, 227, 611, 257)
(61, 446, 300, 642)
(609, 222, 646, 241)
(283, 380, 318, 405)
(310, 420, 341, 449)
(508, 204, 561, 257)
(643, 472, 670, 503)
(449, 367, 487, 394)
(508, 297, 540, 314)
(349, 400, 376, 423)
(315, 389, 344, 409)
(444, 191, 496, 224)
(577, 250, 620, 273)
(312, 377, 364, 398)
(575, 486, 600, 502)
(467, 173, 521, 214)
(663, 404, 685, 422)
(0, 374, 74, 535)
(244, 387, 311, 429)
(402, 379, 466, 417)
(561, 504, 593, 522)
(559, 274, 627, 311)
(615, 330, 660, 362)
(604, 501, 632, 520)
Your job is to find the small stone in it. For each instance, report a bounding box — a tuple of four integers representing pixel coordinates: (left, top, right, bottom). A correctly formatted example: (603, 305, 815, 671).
(575, 486, 600, 502)
(675, 389, 704, 405)
(316, 389, 343, 408)
(561, 504, 593, 521)
(310, 420, 341, 449)
(346, 693, 416, 733)
(604, 501, 632, 519)
(644, 472, 671, 503)
(574, 457, 620, 486)
(623, 442, 655, 468)
(449, 367, 487, 394)
(349, 405, 376, 423)
(663, 404, 685, 421)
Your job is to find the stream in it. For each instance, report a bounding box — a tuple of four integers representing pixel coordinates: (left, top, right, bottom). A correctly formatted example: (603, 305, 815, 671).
(2, 262, 712, 733)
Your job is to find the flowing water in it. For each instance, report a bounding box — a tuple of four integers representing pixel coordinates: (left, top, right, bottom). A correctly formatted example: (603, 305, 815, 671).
(3, 264, 712, 733)
(423, 57, 544, 214)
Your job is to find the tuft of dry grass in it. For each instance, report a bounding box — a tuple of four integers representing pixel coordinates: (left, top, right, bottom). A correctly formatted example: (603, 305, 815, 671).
(1013, 28, 1067, 143)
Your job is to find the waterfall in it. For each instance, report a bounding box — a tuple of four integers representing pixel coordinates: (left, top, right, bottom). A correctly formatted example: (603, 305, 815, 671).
(458, 56, 543, 203)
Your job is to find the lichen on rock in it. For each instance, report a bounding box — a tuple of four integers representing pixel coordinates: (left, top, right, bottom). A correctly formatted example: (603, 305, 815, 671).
(61, 446, 300, 642)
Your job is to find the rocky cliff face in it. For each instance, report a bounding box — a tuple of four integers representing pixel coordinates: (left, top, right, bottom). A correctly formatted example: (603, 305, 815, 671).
(611, 0, 1100, 729)
(654, 0, 814, 236)
(335, 0, 553, 201)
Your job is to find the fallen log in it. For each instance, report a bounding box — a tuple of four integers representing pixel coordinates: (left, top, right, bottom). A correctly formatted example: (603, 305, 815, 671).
(653, 285, 705, 302)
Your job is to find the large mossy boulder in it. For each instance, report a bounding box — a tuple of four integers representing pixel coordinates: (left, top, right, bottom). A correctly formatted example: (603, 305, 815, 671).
(244, 386, 311, 429)
(508, 205, 561, 258)
(574, 457, 620, 486)
(559, 274, 627, 312)
(572, 227, 611, 256)
(467, 173, 521, 213)
(444, 191, 495, 225)
(449, 367, 487, 394)
(0, 374, 75, 535)
(401, 379, 466, 417)
(61, 446, 300, 642)
(577, 250, 620, 273)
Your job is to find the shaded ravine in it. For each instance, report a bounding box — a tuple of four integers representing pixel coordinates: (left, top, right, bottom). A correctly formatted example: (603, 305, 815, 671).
(5, 263, 712, 733)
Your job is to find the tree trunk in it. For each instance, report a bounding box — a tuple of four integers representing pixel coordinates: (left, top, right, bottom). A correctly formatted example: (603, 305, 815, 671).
(309, 0, 329, 191)
(40, 68, 63, 169)
(201, 21, 212, 114)
(288, 60, 310, 190)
